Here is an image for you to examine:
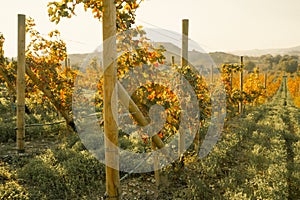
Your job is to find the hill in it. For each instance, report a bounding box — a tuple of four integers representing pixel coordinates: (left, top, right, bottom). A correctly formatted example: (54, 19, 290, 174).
(67, 42, 241, 70)
(231, 45, 300, 57)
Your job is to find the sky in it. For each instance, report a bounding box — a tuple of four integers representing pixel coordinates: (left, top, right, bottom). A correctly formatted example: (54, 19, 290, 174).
(1, 0, 300, 57)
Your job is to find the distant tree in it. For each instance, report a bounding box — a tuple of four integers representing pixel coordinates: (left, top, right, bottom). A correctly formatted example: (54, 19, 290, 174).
(244, 60, 256, 72)
(286, 59, 298, 73)
(291, 55, 299, 60)
(261, 54, 274, 70)
(273, 55, 282, 64)
(279, 55, 298, 73)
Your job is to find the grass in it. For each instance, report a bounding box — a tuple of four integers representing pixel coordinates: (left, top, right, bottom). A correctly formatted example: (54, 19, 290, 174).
(0, 80, 299, 199)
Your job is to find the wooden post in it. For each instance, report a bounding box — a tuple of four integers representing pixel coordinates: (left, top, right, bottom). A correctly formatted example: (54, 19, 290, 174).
(282, 75, 287, 106)
(264, 72, 267, 89)
(16, 14, 26, 153)
(152, 141, 160, 190)
(181, 20, 189, 68)
(68, 58, 71, 68)
(179, 19, 188, 157)
(171, 56, 175, 66)
(284, 75, 287, 99)
(103, 0, 120, 199)
(211, 65, 214, 83)
(239, 56, 244, 114)
(65, 57, 68, 68)
(264, 72, 268, 97)
(230, 71, 233, 91)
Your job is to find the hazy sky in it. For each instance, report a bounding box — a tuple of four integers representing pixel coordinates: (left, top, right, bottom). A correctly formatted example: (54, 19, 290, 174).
(1, 0, 300, 57)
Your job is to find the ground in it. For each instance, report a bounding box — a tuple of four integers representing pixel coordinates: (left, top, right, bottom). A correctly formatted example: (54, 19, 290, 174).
(1, 80, 300, 199)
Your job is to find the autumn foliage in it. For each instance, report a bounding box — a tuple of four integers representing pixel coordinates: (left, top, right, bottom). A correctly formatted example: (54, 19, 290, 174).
(287, 72, 300, 107)
(0, 0, 289, 152)
(221, 63, 282, 116)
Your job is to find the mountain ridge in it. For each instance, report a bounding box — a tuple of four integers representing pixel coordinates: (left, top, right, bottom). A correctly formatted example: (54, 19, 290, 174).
(66, 42, 300, 69)
(231, 45, 300, 56)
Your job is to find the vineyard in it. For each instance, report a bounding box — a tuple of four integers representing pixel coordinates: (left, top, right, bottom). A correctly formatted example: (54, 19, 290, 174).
(1, 1, 300, 200)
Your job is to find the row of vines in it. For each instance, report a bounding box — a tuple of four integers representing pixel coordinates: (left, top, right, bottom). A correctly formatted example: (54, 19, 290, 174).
(288, 73, 300, 107)
(1, 1, 299, 199)
(0, 16, 287, 146)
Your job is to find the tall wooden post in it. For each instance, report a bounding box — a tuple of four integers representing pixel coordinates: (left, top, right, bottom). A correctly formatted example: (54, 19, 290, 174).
(264, 72, 268, 97)
(179, 19, 188, 157)
(171, 56, 175, 66)
(230, 72, 233, 91)
(68, 58, 71, 68)
(181, 20, 189, 68)
(152, 141, 160, 190)
(211, 65, 214, 83)
(16, 14, 26, 153)
(284, 75, 287, 99)
(65, 56, 68, 68)
(239, 56, 244, 114)
(264, 72, 267, 89)
(103, 1, 120, 199)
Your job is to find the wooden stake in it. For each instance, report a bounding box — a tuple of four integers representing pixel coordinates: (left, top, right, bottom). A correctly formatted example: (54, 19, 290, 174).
(181, 20, 189, 68)
(264, 72, 268, 97)
(65, 57, 68, 68)
(230, 72, 233, 91)
(103, 1, 120, 199)
(179, 19, 189, 157)
(152, 141, 160, 190)
(239, 56, 244, 114)
(171, 56, 175, 66)
(211, 65, 214, 83)
(284, 75, 287, 99)
(16, 14, 26, 153)
(264, 72, 267, 89)
(68, 58, 71, 68)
